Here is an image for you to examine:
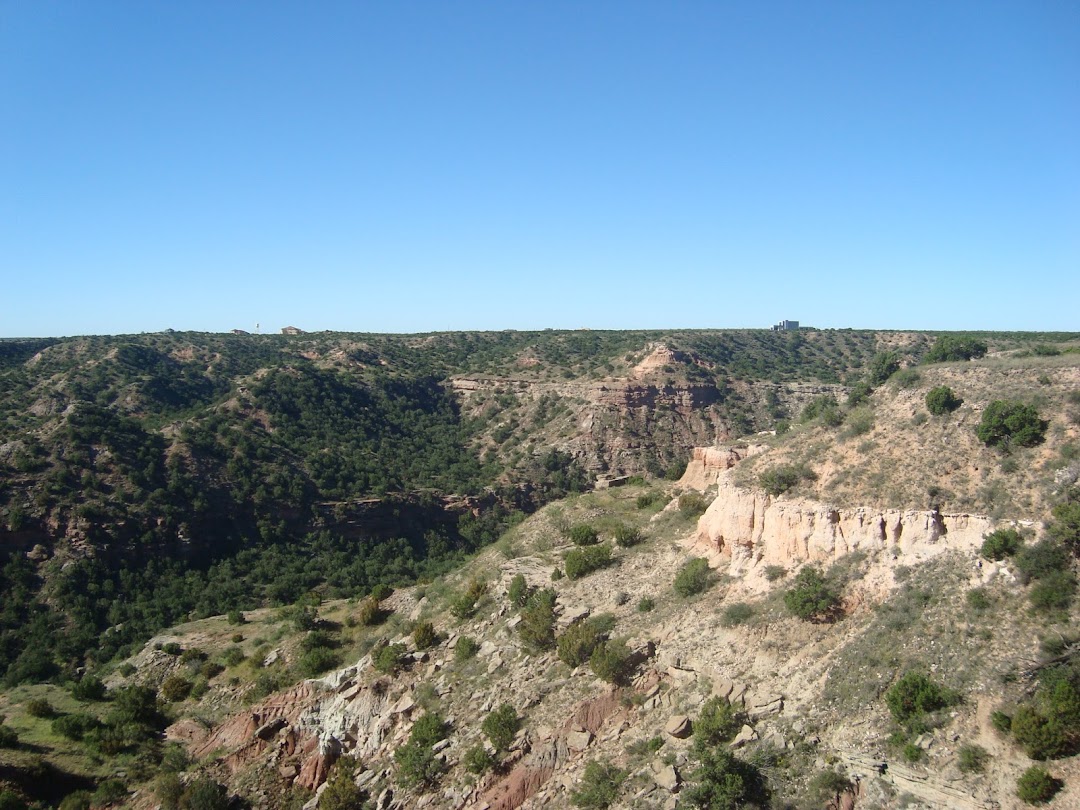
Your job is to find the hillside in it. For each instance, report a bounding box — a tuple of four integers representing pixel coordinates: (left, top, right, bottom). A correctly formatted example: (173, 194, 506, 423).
(0, 330, 1078, 809)
(0, 327, 905, 682)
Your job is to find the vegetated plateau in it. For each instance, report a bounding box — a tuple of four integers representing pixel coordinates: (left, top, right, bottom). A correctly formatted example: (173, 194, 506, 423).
(0, 328, 1078, 810)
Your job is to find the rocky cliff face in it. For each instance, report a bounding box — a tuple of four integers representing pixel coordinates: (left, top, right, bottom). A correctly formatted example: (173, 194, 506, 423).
(691, 479, 994, 576)
(451, 375, 845, 477)
(676, 444, 769, 490)
(451, 376, 734, 474)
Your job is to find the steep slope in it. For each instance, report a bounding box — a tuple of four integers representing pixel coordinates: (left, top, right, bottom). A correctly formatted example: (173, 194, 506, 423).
(0, 328, 908, 685)
(104, 476, 1074, 810)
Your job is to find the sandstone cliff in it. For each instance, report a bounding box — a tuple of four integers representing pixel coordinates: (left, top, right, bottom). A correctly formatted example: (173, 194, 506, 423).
(676, 444, 768, 490)
(692, 479, 994, 576)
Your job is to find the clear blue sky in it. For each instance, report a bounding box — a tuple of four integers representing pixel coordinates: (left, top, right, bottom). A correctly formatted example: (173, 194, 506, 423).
(2, 1, 1077, 336)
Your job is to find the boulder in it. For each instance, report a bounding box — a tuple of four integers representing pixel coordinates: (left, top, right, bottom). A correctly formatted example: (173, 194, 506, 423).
(566, 730, 593, 751)
(731, 724, 758, 748)
(664, 715, 692, 739)
(654, 764, 680, 791)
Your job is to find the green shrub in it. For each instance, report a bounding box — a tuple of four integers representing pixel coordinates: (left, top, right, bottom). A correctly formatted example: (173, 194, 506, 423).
(91, 779, 127, 806)
(454, 636, 479, 662)
(395, 713, 449, 787)
(925, 386, 963, 415)
(589, 639, 634, 685)
(301, 630, 337, 652)
(1028, 570, 1077, 613)
(923, 335, 987, 363)
(180, 647, 207, 666)
(449, 579, 488, 619)
(613, 524, 644, 547)
(990, 710, 1012, 733)
(220, 645, 245, 667)
(57, 792, 91, 810)
(1010, 665, 1080, 760)
(508, 573, 531, 607)
(409, 713, 450, 749)
(372, 642, 407, 675)
(249, 671, 289, 702)
(721, 603, 754, 627)
(161, 642, 183, 656)
(463, 743, 494, 774)
(758, 467, 798, 497)
(637, 596, 655, 612)
(636, 492, 661, 509)
(806, 770, 853, 805)
(1037, 664, 1080, 728)
(319, 759, 368, 810)
(565, 544, 613, 580)
(180, 777, 229, 810)
(189, 677, 209, 699)
(155, 772, 183, 810)
(482, 703, 522, 752)
(370, 583, 393, 601)
(1016, 766, 1062, 804)
(569, 524, 600, 546)
(846, 380, 873, 407)
(976, 400, 1048, 449)
(299, 647, 340, 677)
(107, 684, 163, 728)
(71, 675, 107, 702)
(226, 609, 246, 625)
(24, 698, 55, 718)
(892, 367, 922, 388)
(1016, 540, 1070, 583)
(0, 724, 17, 748)
(519, 588, 557, 651)
(801, 395, 843, 426)
(759, 463, 816, 496)
(981, 528, 1024, 560)
(764, 565, 786, 582)
(571, 760, 627, 809)
(868, 351, 901, 385)
(783, 566, 840, 621)
(558, 617, 608, 668)
(683, 747, 764, 810)
(1048, 500, 1080, 556)
(901, 742, 924, 763)
(966, 588, 991, 611)
(842, 406, 874, 437)
(693, 697, 743, 749)
(356, 595, 385, 626)
(678, 493, 710, 518)
(160, 675, 193, 702)
(673, 558, 713, 597)
(884, 672, 956, 724)
(412, 621, 438, 650)
(957, 743, 988, 774)
(291, 607, 319, 632)
(52, 712, 101, 741)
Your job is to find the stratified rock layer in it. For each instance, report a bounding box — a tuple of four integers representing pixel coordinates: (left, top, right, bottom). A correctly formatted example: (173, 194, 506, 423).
(693, 481, 993, 573)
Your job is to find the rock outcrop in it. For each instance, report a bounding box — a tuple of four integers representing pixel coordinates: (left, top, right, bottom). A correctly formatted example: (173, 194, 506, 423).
(678, 444, 768, 490)
(692, 481, 994, 574)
